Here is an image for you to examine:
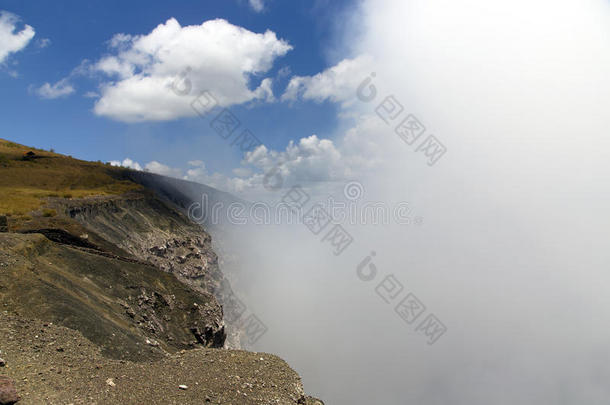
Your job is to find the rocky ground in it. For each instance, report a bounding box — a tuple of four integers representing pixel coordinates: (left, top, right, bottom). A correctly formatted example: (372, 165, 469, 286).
(0, 311, 322, 405)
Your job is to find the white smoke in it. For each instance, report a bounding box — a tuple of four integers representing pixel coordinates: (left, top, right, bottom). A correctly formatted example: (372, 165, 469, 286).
(206, 1, 610, 404)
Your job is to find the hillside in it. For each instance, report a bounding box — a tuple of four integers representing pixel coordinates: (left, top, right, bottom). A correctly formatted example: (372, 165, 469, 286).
(0, 139, 142, 218)
(0, 139, 323, 404)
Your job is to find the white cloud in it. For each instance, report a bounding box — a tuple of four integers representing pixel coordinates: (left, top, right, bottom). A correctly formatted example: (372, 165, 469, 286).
(187, 160, 205, 167)
(188, 133, 372, 194)
(35, 78, 75, 99)
(36, 37, 50, 48)
(181, 159, 252, 192)
(110, 158, 183, 178)
(107, 156, 239, 191)
(34, 60, 94, 99)
(102, 130, 375, 195)
(252, 77, 275, 101)
(109, 158, 142, 171)
(107, 155, 252, 193)
(244, 135, 349, 183)
(185, 164, 257, 193)
(249, 0, 265, 13)
(232, 167, 252, 177)
(281, 55, 373, 106)
(0, 11, 35, 65)
(143, 161, 183, 178)
(92, 18, 291, 122)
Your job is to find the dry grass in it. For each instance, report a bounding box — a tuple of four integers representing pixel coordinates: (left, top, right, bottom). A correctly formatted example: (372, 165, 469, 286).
(0, 139, 141, 216)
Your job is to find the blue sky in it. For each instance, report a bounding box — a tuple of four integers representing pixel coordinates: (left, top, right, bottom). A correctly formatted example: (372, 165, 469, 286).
(0, 0, 356, 179)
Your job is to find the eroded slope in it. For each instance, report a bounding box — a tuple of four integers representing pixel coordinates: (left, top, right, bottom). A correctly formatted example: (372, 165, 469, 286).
(0, 233, 224, 361)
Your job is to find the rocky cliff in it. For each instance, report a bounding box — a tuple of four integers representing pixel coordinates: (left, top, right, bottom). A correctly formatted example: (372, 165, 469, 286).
(0, 139, 323, 404)
(62, 193, 226, 298)
(0, 232, 225, 361)
(57, 191, 245, 348)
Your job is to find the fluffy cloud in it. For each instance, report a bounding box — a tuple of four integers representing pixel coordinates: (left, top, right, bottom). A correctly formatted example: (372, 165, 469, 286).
(35, 78, 75, 99)
(143, 161, 183, 178)
(0, 11, 35, 65)
(185, 161, 254, 193)
(109, 158, 183, 178)
(109, 158, 142, 171)
(281, 55, 373, 105)
(244, 135, 349, 183)
(193, 133, 375, 193)
(107, 156, 248, 192)
(249, 0, 265, 13)
(104, 132, 375, 195)
(92, 18, 292, 122)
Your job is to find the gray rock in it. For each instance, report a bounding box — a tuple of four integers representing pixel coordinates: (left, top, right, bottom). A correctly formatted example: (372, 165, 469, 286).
(0, 376, 19, 404)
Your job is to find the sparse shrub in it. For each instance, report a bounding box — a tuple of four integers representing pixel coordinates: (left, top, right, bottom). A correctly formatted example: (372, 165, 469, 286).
(63, 193, 73, 199)
(42, 208, 57, 217)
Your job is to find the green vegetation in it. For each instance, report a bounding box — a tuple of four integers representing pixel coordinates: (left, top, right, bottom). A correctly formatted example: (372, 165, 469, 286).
(0, 139, 142, 216)
(42, 208, 57, 217)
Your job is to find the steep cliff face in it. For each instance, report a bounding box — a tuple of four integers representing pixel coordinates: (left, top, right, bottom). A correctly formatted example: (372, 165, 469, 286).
(60, 191, 245, 348)
(62, 193, 225, 297)
(118, 171, 254, 348)
(0, 232, 225, 361)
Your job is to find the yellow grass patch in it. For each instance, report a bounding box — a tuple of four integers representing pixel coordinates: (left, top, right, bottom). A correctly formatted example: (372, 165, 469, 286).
(0, 139, 141, 216)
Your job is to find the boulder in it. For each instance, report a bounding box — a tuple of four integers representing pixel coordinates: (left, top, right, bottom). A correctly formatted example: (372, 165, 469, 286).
(0, 376, 19, 404)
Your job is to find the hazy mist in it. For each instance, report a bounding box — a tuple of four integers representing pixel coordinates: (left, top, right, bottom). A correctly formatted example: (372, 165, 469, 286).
(200, 1, 610, 404)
